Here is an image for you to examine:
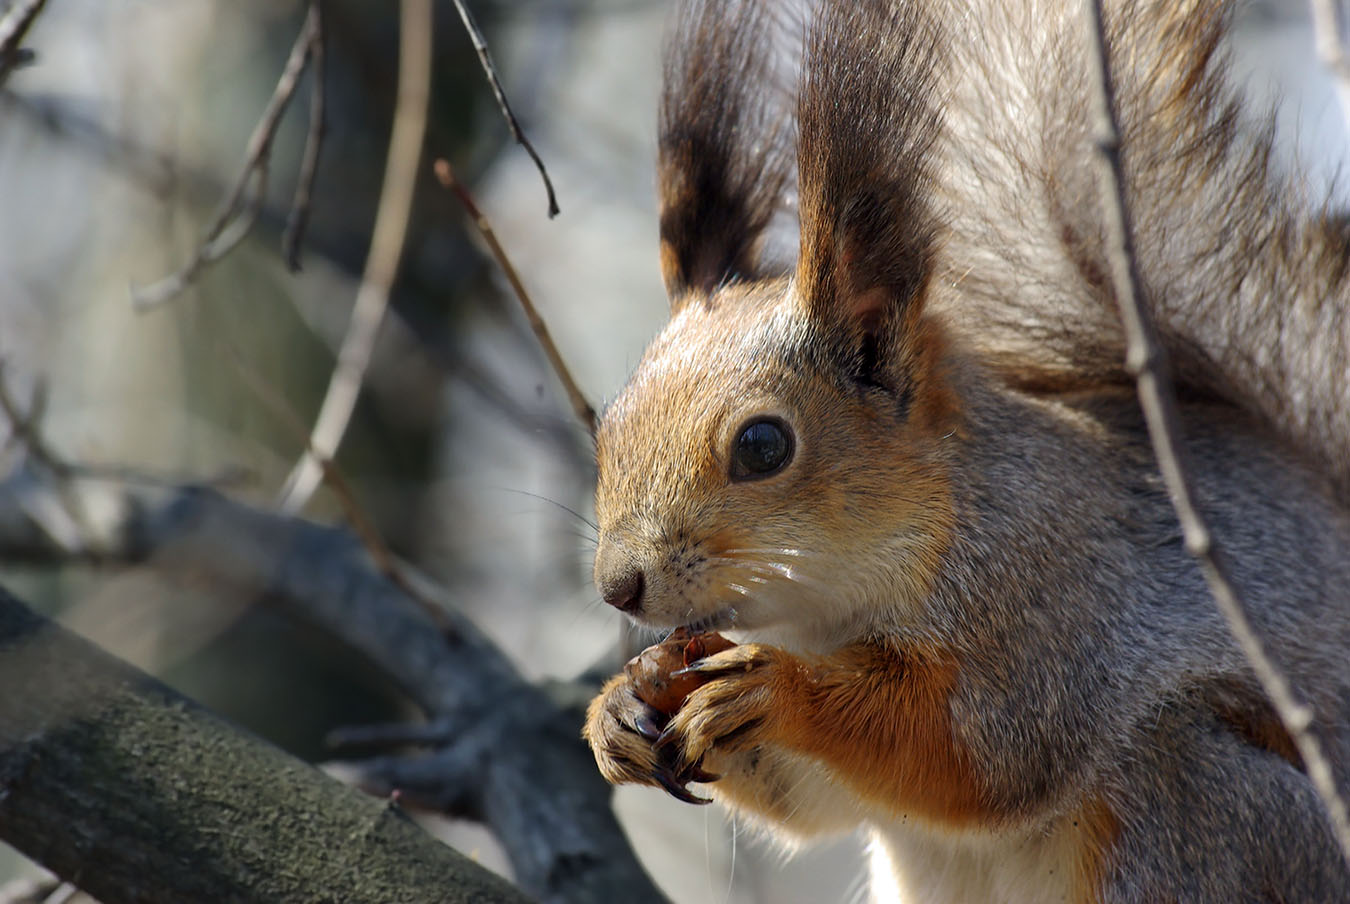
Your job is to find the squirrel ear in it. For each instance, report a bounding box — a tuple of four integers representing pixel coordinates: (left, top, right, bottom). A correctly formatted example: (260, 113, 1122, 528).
(658, 0, 791, 310)
(794, 0, 942, 381)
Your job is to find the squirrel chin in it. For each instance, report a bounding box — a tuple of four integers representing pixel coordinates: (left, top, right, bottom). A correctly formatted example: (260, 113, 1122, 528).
(640, 607, 805, 649)
(680, 608, 739, 635)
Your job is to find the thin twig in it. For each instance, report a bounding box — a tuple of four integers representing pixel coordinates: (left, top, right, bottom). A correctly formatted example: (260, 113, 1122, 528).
(224, 346, 394, 573)
(2, 91, 181, 196)
(0, 0, 46, 87)
(0, 875, 62, 904)
(1312, 0, 1350, 136)
(0, 366, 64, 476)
(223, 343, 453, 631)
(450, 0, 559, 218)
(433, 157, 596, 438)
(0, 365, 97, 554)
(1082, 0, 1350, 866)
(283, 0, 327, 271)
(277, 0, 434, 514)
(131, 4, 321, 309)
(36, 884, 75, 904)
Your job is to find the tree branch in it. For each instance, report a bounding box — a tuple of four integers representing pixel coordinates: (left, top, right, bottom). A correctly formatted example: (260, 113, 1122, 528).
(0, 465, 668, 904)
(450, 0, 559, 218)
(0, 582, 531, 904)
(434, 158, 596, 438)
(0, 0, 47, 87)
(131, 2, 323, 309)
(1082, 0, 1350, 865)
(277, 0, 433, 514)
(283, 0, 328, 272)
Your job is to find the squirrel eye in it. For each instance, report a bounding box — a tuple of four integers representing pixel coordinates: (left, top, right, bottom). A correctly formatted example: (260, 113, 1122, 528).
(731, 418, 794, 480)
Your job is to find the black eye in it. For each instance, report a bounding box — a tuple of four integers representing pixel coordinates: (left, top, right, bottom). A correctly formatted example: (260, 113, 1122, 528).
(731, 418, 794, 480)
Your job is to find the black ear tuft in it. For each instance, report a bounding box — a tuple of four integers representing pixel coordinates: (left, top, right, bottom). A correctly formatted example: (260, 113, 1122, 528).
(658, 0, 792, 308)
(795, 0, 943, 356)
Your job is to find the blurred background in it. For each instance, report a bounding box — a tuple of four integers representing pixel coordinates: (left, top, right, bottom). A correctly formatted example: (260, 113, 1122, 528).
(0, 1, 1345, 902)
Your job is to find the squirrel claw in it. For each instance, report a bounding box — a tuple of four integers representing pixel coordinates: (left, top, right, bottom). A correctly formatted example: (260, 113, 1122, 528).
(654, 724, 679, 749)
(681, 764, 721, 784)
(653, 768, 712, 805)
(673, 645, 765, 678)
(669, 664, 706, 677)
(634, 711, 665, 740)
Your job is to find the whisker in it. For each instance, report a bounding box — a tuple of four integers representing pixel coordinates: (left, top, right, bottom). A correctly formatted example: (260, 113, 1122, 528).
(707, 555, 831, 593)
(720, 546, 805, 558)
(497, 487, 599, 533)
(724, 809, 737, 904)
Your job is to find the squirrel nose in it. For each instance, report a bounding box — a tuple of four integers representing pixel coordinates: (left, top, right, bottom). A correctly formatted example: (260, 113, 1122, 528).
(601, 568, 645, 613)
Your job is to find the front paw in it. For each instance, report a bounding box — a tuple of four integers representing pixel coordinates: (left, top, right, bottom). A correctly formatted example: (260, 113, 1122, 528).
(583, 673, 718, 804)
(656, 644, 799, 774)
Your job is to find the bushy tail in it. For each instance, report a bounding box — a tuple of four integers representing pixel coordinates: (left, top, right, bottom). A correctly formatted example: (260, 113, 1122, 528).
(925, 0, 1350, 496)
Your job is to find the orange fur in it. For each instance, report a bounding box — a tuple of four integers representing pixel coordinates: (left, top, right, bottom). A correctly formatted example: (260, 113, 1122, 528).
(1071, 797, 1119, 904)
(658, 239, 682, 300)
(586, 0, 1350, 898)
(909, 319, 964, 433)
(759, 642, 992, 826)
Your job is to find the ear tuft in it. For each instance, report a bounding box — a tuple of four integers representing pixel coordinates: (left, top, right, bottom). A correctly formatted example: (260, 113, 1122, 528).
(658, 0, 792, 308)
(795, 0, 943, 342)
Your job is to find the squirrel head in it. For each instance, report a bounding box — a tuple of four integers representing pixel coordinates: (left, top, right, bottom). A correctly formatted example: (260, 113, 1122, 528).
(594, 278, 959, 637)
(593, 0, 956, 638)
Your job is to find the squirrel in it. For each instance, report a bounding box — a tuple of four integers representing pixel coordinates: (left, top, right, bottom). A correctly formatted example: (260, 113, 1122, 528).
(583, 0, 1350, 900)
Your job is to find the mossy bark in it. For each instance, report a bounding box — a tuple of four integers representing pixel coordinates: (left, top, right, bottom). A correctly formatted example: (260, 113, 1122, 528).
(0, 585, 531, 904)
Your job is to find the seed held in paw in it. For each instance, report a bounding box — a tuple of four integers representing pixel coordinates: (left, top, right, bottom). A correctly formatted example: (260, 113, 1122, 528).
(624, 627, 736, 715)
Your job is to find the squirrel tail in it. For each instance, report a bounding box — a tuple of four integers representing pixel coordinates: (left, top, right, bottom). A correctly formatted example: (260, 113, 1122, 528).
(927, 0, 1350, 495)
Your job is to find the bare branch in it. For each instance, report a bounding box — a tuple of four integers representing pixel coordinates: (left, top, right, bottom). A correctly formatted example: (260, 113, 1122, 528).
(0, 582, 533, 904)
(0, 466, 666, 904)
(0, 365, 64, 476)
(36, 885, 76, 904)
(1311, 0, 1350, 136)
(224, 342, 456, 631)
(451, 0, 560, 218)
(434, 157, 596, 438)
(278, 0, 433, 514)
(131, 4, 322, 309)
(1082, 0, 1350, 866)
(0, 875, 63, 904)
(0, 0, 46, 87)
(283, 0, 328, 272)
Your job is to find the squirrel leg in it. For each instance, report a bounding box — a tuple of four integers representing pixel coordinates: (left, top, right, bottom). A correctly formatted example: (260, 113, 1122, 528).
(658, 641, 998, 828)
(584, 666, 865, 835)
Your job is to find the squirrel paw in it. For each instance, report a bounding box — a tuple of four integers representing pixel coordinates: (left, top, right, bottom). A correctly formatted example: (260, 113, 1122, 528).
(655, 643, 795, 775)
(583, 673, 719, 804)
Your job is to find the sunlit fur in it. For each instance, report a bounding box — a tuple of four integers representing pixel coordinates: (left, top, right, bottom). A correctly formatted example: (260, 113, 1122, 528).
(585, 0, 1350, 901)
(594, 279, 956, 650)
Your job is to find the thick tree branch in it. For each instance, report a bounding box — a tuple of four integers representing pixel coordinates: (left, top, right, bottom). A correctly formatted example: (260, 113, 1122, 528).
(0, 583, 531, 904)
(0, 465, 667, 904)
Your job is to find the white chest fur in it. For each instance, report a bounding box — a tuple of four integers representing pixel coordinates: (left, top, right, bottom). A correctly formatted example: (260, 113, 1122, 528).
(867, 817, 1084, 904)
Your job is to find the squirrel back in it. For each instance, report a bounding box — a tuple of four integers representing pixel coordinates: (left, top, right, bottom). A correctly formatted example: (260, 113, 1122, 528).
(585, 0, 1350, 900)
